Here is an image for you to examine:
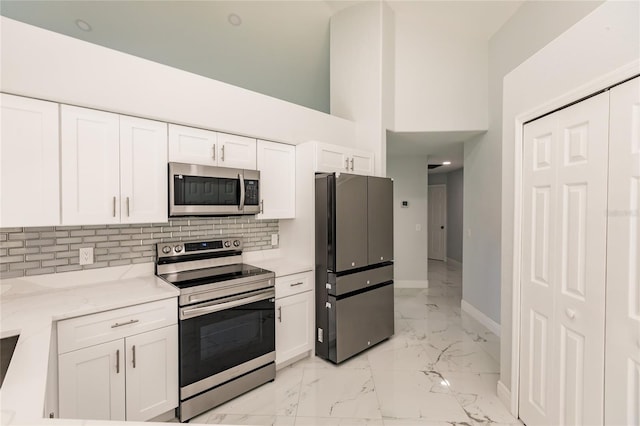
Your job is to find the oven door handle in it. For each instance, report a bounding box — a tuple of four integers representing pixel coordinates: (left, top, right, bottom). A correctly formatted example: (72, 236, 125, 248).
(180, 289, 274, 320)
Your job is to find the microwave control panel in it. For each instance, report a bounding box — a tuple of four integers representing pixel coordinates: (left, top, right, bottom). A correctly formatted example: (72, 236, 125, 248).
(244, 180, 259, 205)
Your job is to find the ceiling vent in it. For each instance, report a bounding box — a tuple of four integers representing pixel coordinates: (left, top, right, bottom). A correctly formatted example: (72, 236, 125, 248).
(428, 164, 442, 170)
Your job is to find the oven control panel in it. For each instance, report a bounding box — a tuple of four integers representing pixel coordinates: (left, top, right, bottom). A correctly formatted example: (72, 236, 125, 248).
(156, 238, 243, 258)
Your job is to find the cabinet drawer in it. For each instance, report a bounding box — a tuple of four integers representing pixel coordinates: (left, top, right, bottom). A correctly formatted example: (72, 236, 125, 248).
(58, 298, 177, 354)
(275, 271, 312, 299)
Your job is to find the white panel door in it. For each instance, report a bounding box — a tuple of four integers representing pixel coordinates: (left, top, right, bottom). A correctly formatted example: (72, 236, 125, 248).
(120, 116, 168, 224)
(58, 339, 125, 421)
(168, 124, 217, 166)
(428, 184, 447, 261)
(605, 77, 640, 426)
(520, 92, 609, 426)
(520, 112, 557, 426)
(61, 105, 120, 225)
(125, 325, 178, 421)
(217, 132, 257, 169)
(276, 291, 313, 366)
(257, 140, 295, 219)
(0, 94, 60, 227)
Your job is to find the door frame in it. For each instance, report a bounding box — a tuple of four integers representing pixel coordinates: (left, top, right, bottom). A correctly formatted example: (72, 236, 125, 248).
(507, 61, 640, 417)
(428, 184, 447, 261)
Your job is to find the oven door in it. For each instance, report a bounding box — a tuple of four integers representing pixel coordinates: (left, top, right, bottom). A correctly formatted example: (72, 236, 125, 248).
(169, 162, 245, 216)
(179, 287, 275, 399)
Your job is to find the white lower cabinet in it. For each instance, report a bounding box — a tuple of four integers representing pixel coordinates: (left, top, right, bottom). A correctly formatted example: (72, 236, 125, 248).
(275, 271, 313, 367)
(59, 339, 126, 421)
(57, 299, 178, 421)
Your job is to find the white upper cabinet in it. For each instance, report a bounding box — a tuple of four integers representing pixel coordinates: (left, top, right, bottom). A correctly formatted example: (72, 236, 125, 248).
(314, 142, 374, 175)
(61, 105, 120, 225)
(61, 106, 167, 225)
(168, 124, 217, 166)
(1, 94, 60, 227)
(257, 140, 295, 219)
(217, 132, 257, 169)
(119, 116, 168, 223)
(169, 124, 257, 169)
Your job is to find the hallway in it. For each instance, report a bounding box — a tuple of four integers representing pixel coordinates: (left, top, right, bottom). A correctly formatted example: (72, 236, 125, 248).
(191, 260, 520, 425)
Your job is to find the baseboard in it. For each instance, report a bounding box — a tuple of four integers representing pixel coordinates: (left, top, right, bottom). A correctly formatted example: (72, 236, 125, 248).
(461, 299, 501, 336)
(447, 257, 462, 267)
(497, 380, 514, 415)
(394, 279, 429, 289)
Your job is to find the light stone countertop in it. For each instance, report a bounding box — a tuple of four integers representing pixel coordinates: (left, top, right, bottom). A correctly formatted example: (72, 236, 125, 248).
(242, 249, 313, 277)
(0, 263, 180, 426)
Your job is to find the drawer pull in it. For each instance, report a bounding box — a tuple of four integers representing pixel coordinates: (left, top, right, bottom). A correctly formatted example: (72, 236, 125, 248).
(290, 281, 304, 287)
(111, 319, 139, 328)
(116, 349, 120, 374)
(132, 345, 136, 368)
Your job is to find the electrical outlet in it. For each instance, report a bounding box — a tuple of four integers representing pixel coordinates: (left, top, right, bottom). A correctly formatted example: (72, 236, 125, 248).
(271, 234, 279, 246)
(79, 247, 94, 265)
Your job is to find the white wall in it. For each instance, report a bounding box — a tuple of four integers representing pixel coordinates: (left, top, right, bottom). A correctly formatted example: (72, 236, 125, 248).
(330, 2, 394, 176)
(462, 0, 603, 331)
(392, 3, 488, 132)
(446, 168, 463, 263)
(0, 17, 355, 148)
(387, 155, 429, 287)
(499, 0, 639, 408)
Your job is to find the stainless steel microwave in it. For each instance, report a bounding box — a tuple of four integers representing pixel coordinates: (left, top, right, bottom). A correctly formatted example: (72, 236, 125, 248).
(168, 162, 260, 216)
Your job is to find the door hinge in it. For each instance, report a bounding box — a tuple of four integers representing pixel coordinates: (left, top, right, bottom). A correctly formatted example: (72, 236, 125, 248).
(325, 302, 331, 309)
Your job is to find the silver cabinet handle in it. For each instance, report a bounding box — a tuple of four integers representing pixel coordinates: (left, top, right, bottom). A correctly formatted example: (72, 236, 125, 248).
(345, 158, 349, 170)
(112, 196, 116, 217)
(126, 197, 130, 217)
(212, 144, 216, 160)
(132, 345, 136, 368)
(111, 319, 139, 328)
(116, 349, 120, 374)
(221, 144, 225, 161)
(278, 306, 282, 322)
(260, 200, 264, 214)
(290, 281, 304, 287)
(350, 158, 354, 171)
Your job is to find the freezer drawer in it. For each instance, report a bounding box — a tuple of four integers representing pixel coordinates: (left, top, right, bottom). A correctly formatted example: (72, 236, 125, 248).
(328, 264, 393, 296)
(328, 282, 394, 363)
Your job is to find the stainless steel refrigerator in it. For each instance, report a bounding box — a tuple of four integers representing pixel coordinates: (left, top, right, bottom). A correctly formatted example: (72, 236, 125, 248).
(315, 172, 394, 363)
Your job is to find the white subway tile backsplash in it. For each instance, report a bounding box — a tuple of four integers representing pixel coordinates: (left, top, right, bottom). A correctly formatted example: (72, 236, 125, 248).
(0, 217, 278, 278)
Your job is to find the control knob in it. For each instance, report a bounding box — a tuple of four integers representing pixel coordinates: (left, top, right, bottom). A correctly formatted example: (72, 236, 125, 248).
(233, 240, 241, 247)
(174, 245, 183, 253)
(224, 241, 231, 248)
(162, 246, 171, 254)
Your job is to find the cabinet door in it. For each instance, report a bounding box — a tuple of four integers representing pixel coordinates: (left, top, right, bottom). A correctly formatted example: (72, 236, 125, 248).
(350, 150, 374, 176)
(0, 94, 60, 227)
(275, 291, 313, 366)
(335, 173, 368, 271)
(120, 116, 168, 223)
(367, 176, 393, 264)
(125, 325, 178, 421)
(168, 124, 217, 166)
(58, 339, 126, 421)
(61, 105, 120, 225)
(217, 132, 257, 169)
(257, 140, 295, 219)
(315, 142, 350, 173)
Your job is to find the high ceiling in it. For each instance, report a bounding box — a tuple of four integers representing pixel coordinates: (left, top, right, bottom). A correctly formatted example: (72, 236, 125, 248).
(1, 0, 523, 167)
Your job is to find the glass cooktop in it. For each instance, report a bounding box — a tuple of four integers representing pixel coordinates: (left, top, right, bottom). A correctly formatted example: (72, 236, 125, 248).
(159, 263, 273, 289)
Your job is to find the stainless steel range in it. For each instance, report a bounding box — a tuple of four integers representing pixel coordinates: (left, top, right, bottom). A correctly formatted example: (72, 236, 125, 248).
(155, 238, 276, 422)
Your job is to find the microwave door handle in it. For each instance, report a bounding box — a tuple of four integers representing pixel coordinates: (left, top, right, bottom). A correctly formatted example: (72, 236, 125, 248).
(239, 173, 245, 211)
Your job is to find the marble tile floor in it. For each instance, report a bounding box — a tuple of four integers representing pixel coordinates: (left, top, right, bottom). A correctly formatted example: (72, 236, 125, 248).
(191, 260, 522, 426)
